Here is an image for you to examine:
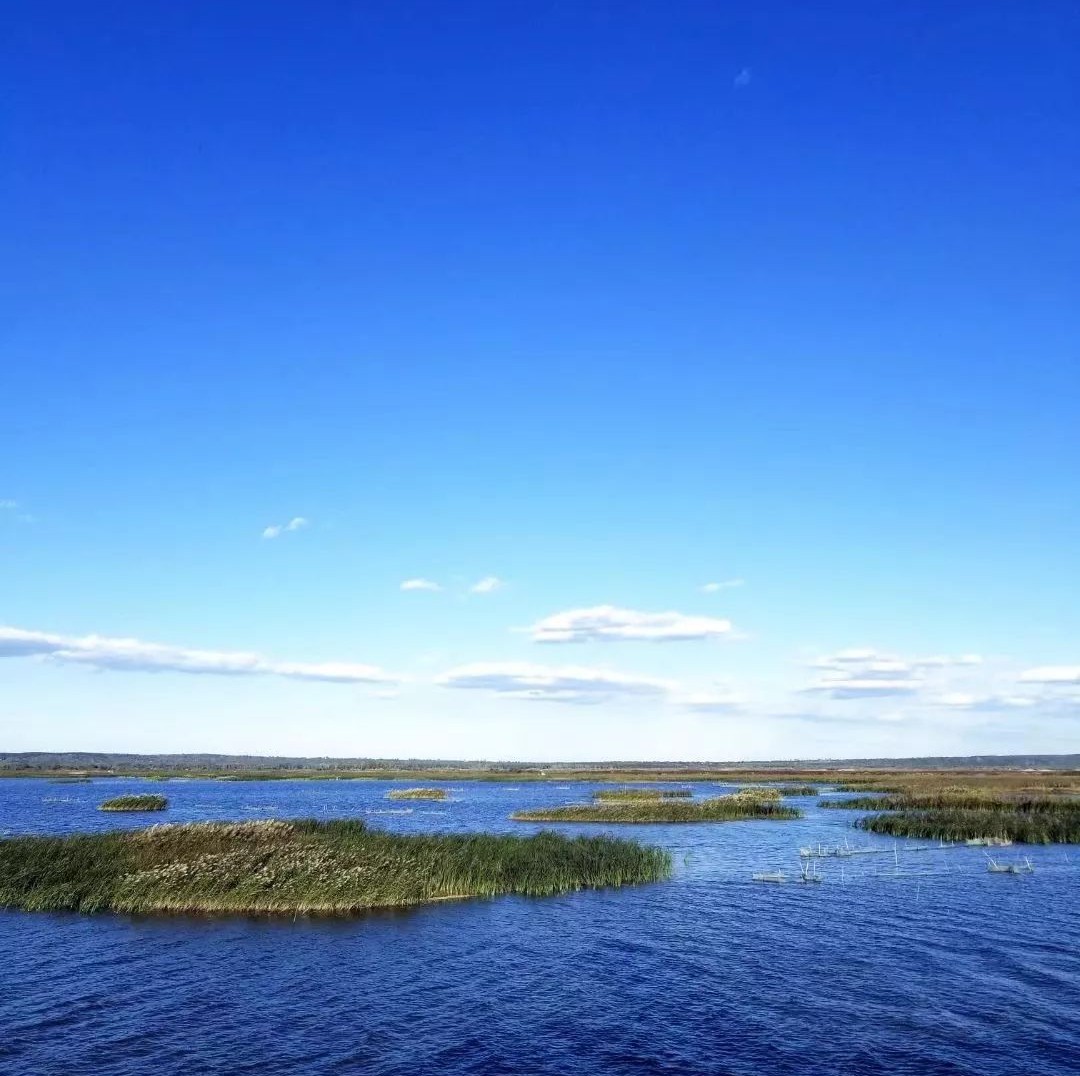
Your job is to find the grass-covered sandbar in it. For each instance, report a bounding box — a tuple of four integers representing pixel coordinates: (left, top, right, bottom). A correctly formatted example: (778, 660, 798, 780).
(591, 788, 692, 801)
(0, 820, 672, 916)
(386, 787, 448, 800)
(512, 792, 801, 824)
(99, 794, 168, 812)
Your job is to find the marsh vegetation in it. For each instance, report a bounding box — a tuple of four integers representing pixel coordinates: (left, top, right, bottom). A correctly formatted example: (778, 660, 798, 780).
(99, 795, 168, 812)
(0, 819, 672, 915)
(859, 809, 1080, 845)
(512, 793, 800, 824)
(386, 788, 448, 800)
(592, 788, 692, 801)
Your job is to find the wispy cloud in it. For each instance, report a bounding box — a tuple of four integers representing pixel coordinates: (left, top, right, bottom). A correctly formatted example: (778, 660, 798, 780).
(1019, 665, 1080, 684)
(680, 690, 744, 713)
(701, 579, 744, 593)
(261, 517, 309, 540)
(470, 576, 504, 594)
(435, 661, 675, 704)
(733, 67, 751, 89)
(0, 500, 17, 510)
(935, 692, 1038, 711)
(805, 648, 984, 699)
(0, 625, 393, 684)
(529, 605, 732, 644)
(400, 578, 442, 592)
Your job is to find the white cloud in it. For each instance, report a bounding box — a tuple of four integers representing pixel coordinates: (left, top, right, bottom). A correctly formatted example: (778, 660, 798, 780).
(936, 692, 1038, 711)
(0, 625, 393, 684)
(262, 516, 309, 540)
(1020, 665, 1080, 684)
(805, 648, 985, 700)
(470, 576, 504, 594)
(435, 661, 675, 705)
(400, 578, 442, 592)
(701, 578, 743, 593)
(681, 690, 744, 713)
(530, 605, 732, 644)
(806, 678, 921, 699)
(812, 648, 981, 671)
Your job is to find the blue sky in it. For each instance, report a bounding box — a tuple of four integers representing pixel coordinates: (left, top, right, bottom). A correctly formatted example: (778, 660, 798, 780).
(2, 1, 1078, 760)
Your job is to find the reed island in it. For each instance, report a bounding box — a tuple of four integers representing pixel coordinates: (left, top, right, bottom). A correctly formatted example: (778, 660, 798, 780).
(99, 794, 168, 812)
(386, 788, 448, 800)
(0, 819, 672, 916)
(822, 774, 1080, 844)
(512, 789, 801, 824)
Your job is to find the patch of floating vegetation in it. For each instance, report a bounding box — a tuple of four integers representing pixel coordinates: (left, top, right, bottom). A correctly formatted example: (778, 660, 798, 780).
(859, 808, 1080, 845)
(48, 778, 93, 785)
(773, 784, 819, 796)
(592, 788, 692, 801)
(98, 795, 168, 812)
(0, 820, 672, 915)
(386, 788, 448, 801)
(511, 791, 800, 824)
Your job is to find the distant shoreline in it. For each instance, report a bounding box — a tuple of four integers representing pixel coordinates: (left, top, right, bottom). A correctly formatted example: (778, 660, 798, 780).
(2, 750, 1078, 782)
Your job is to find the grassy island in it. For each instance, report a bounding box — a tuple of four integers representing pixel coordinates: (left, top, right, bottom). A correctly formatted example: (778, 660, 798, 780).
(859, 808, 1080, 845)
(386, 788, 448, 800)
(773, 784, 819, 796)
(99, 794, 168, 812)
(592, 788, 692, 801)
(511, 792, 801, 824)
(0, 819, 672, 915)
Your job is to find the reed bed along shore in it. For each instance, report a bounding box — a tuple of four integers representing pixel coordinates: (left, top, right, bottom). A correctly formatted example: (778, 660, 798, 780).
(859, 809, 1080, 845)
(591, 788, 692, 801)
(512, 792, 801, 824)
(824, 791, 1080, 814)
(385, 788, 448, 801)
(0, 820, 672, 915)
(98, 795, 168, 812)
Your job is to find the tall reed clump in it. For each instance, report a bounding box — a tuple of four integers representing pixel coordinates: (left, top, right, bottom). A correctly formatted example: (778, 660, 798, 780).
(826, 792, 1080, 815)
(512, 793, 800, 824)
(0, 819, 672, 915)
(386, 788, 448, 801)
(858, 809, 1080, 845)
(772, 785, 819, 796)
(99, 795, 168, 812)
(592, 788, 692, 801)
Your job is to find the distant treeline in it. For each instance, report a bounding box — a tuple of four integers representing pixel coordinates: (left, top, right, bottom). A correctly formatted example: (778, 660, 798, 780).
(3, 752, 1079, 774)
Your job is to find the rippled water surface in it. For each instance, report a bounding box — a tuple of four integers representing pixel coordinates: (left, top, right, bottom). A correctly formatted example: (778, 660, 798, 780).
(1, 777, 1078, 1075)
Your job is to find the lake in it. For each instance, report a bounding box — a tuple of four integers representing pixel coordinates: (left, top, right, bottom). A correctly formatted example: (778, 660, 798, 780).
(1, 777, 1077, 1075)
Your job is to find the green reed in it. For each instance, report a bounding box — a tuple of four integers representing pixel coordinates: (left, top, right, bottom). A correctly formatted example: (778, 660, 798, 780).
(98, 795, 168, 812)
(0, 819, 672, 915)
(858, 808, 1080, 845)
(511, 794, 801, 824)
(592, 789, 693, 801)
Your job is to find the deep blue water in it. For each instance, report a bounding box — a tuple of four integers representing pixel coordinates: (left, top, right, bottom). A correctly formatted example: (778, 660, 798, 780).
(1, 777, 1078, 1076)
